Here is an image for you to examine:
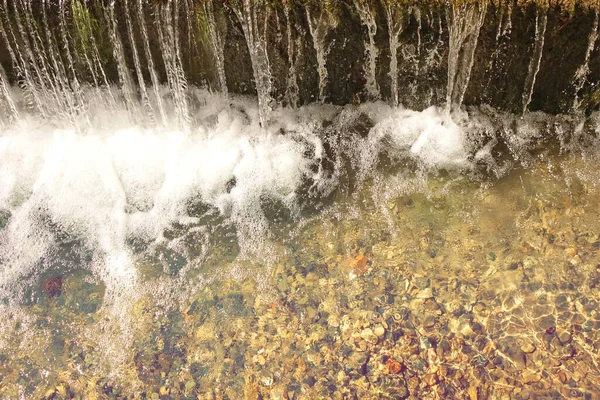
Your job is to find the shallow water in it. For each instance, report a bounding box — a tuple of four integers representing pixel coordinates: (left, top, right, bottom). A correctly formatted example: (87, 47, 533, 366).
(1, 91, 600, 398)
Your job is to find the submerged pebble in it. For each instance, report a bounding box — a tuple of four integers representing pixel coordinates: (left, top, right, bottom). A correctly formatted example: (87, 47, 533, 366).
(41, 277, 63, 299)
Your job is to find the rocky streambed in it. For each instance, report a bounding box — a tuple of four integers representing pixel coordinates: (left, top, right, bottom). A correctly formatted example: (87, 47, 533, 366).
(1, 149, 599, 399)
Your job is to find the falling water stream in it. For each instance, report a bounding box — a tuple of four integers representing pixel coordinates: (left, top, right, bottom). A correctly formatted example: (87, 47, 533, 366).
(0, 1, 600, 398)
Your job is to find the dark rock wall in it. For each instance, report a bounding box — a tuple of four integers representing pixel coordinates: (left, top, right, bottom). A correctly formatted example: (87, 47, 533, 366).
(0, 0, 599, 115)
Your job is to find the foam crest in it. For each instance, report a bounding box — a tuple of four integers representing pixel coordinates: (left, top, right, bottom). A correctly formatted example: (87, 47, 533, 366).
(369, 106, 471, 169)
(7, 94, 581, 305)
(0, 103, 319, 301)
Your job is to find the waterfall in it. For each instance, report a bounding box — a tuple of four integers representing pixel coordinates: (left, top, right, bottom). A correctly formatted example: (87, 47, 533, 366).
(105, 1, 137, 115)
(446, 1, 487, 113)
(3, 0, 51, 116)
(71, 1, 100, 89)
(495, 1, 513, 42)
(305, 2, 338, 104)
(155, 1, 190, 128)
(0, 64, 17, 125)
(483, 1, 512, 93)
(204, 0, 228, 96)
(572, 11, 598, 113)
(382, 1, 405, 107)
(354, 1, 380, 100)
(137, 0, 167, 125)
(0, 3, 31, 112)
(0, 1, 597, 121)
(229, 0, 273, 127)
(414, 6, 422, 55)
(522, 7, 547, 115)
(124, 0, 155, 123)
(58, 0, 86, 115)
(284, 2, 300, 108)
(72, 0, 116, 109)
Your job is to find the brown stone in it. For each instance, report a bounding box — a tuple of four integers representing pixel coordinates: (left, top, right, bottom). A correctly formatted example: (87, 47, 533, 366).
(350, 254, 370, 275)
(423, 373, 438, 386)
(523, 370, 541, 384)
(521, 342, 536, 353)
(385, 358, 403, 374)
(557, 370, 569, 384)
(41, 276, 63, 298)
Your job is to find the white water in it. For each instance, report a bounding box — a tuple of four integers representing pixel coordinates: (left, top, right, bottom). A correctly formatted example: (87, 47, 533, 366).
(447, 2, 487, 112)
(305, 3, 338, 104)
(0, 89, 483, 304)
(205, 0, 229, 97)
(522, 8, 547, 115)
(284, 2, 300, 109)
(354, 1, 380, 100)
(573, 11, 598, 112)
(230, 0, 273, 127)
(382, 2, 405, 108)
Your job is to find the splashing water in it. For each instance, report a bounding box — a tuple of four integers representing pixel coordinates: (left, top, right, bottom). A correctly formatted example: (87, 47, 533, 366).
(1, 1, 600, 397)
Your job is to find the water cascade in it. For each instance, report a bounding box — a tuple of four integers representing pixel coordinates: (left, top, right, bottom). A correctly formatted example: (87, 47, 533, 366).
(155, 1, 190, 127)
(305, 1, 338, 103)
(1, 0, 55, 118)
(204, 0, 228, 96)
(136, 0, 168, 124)
(573, 10, 598, 112)
(0, 1, 599, 398)
(71, 0, 112, 98)
(0, 64, 17, 125)
(446, 1, 487, 113)
(106, 1, 137, 117)
(229, 0, 273, 126)
(382, 0, 405, 107)
(283, 0, 300, 108)
(354, 0, 380, 100)
(124, 0, 154, 122)
(521, 6, 547, 115)
(413, 5, 422, 55)
(58, 0, 85, 114)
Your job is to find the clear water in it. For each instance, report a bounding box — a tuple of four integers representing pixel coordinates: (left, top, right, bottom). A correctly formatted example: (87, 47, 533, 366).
(1, 89, 600, 398)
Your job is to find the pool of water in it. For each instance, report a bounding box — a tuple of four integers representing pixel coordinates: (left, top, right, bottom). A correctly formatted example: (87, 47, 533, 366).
(1, 144, 599, 399)
(1, 90, 600, 398)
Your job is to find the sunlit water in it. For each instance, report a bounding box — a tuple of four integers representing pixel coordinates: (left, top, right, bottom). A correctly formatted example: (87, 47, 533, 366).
(0, 89, 599, 398)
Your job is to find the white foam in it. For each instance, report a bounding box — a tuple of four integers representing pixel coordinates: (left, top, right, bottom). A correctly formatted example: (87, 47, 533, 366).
(369, 106, 471, 169)
(0, 88, 491, 307)
(0, 99, 319, 300)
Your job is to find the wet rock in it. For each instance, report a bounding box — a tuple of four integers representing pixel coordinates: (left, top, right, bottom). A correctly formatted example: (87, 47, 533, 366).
(468, 386, 478, 400)
(416, 288, 433, 299)
(508, 262, 521, 270)
(350, 254, 371, 276)
(423, 373, 438, 386)
(385, 358, 403, 374)
(360, 328, 378, 344)
(423, 316, 436, 329)
(557, 370, 570, 384)
(522, 370, 541, 384)
(41, 277, 63, 298)
(473, 354, 488, 367)
(560, 345, 576, 359)
(392, 329, 404, 342)
(373, 325, 385, 338)
(414, 277, 430, 290)
(419, 337, 432, 350)
(521, 342, 536, 353)
(504, 345, 527, 370)
(558, 331, 572, 344)
(377, 376, 409, 398)
(408, 355, 426, 372)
